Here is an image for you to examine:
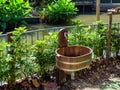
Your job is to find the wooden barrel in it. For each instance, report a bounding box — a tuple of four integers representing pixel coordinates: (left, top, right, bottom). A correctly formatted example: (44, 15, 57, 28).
(55, 46, 92, 72)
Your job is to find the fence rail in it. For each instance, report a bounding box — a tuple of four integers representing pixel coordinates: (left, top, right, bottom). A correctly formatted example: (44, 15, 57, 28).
(1, 23, 120, 42)
(0, 22, 120, 58)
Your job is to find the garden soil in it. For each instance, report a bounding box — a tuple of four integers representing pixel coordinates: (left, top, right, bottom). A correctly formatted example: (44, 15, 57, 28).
(0, 57, 120, 90)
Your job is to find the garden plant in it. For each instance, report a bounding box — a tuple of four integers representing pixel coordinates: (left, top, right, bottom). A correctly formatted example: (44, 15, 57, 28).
(0, 0, 31, 33)
(111, 25, 120, 57)
(31, 32, 58, 79)
(68, 21, 107, 58)
(38, 0, 78, 24)
(0, 27, 39, 86)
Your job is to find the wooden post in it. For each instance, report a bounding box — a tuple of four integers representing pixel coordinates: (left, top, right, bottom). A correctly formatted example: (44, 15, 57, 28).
(107, 12, 112, 60)
(6, 32, 12, 56)
(107, 7, 120, 59)
(58, 29, 68, 48)
(96, 0, 100, 21)
(57, 28, 68, 85)
(7, 32, 13, 42)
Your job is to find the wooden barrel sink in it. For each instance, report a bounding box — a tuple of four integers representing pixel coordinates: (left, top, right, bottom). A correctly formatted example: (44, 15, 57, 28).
(55, 46, 92, 72)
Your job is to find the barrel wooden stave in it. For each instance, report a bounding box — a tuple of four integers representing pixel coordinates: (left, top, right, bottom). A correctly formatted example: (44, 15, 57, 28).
(56, 46, 92, 72)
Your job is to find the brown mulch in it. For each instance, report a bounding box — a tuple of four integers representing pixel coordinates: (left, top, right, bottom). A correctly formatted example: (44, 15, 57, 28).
(63, 57, 120, 90)
(0, 57, 120, 90)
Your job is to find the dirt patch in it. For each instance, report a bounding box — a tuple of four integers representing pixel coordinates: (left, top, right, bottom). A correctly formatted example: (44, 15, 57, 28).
(63, 57, 120, 90)
(0, 57, 120, 90)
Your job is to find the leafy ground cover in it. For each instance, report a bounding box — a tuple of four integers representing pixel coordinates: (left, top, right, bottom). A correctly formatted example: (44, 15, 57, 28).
(0, 57, 119, 90)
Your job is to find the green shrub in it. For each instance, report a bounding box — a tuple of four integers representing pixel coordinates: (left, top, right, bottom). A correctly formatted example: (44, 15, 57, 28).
(32, 32, 58, 77)
(111, 25, 120, 57)
(0, 0, 31, 33)
(68, 21, 107, 58)
(47, 0, 78, 24)
(0, 27, 58, 84)
(0, 27, 38, 85)
(92, 21, 107, 57)
(0, 39, 10, 83)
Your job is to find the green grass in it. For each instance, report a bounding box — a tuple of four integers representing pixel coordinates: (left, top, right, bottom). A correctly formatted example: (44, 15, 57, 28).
(100, 80, 120, 90)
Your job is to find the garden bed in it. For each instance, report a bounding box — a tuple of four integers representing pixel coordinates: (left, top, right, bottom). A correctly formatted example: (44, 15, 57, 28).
(64, 57, 120, 90)
(0, 57, 119, 90)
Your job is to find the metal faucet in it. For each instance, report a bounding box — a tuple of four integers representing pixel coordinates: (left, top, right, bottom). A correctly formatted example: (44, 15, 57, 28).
(64, 32, 68, 40)
(58, 28, 68, 48)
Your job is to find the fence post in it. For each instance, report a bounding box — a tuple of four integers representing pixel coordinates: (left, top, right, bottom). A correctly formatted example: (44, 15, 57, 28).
(7, 32, 13, 42)
(5, 32, 13, 55)
(96, 0, 100, 21)
(107, 12, 112, 60)
(56, 28, 68, 85)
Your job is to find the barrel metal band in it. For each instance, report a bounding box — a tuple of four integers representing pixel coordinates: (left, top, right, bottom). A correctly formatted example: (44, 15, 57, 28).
(56, 59, 91, 65)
